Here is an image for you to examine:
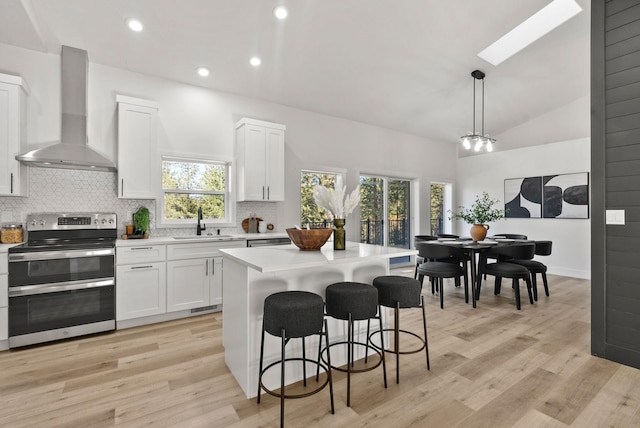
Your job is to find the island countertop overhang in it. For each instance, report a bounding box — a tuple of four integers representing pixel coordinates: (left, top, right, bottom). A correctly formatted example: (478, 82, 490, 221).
(220, 241, 417, 273)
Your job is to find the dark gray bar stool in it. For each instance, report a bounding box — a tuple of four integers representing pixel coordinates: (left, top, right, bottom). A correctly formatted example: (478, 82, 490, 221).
(257, 291, 334, 428)
(370, 275, 430, 384)
(323, 282, 387, 407)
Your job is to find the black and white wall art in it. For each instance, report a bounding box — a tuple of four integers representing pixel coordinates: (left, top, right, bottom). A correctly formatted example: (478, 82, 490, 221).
(543, 173, 589, 219)
(504, 172, 589, 219)
(504, 176, 542, 218)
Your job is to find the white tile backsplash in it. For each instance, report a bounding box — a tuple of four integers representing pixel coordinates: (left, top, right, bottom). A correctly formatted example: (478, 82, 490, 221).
(0, 167, 279, 236)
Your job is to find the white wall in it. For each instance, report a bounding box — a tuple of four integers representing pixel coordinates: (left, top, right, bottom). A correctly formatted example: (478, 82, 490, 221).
(455, 138, 591, 279)
(1, 43, 457, 239)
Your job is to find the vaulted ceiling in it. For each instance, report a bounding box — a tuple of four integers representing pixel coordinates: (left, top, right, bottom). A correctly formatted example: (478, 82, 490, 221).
(0, 0, 590, 152)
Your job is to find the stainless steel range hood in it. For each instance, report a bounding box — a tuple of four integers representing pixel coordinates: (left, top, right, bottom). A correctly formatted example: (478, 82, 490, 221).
(16, 46, 117, 172)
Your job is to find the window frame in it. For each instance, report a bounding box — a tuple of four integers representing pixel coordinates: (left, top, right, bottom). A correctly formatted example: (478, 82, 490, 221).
(157, 154, 235, 228)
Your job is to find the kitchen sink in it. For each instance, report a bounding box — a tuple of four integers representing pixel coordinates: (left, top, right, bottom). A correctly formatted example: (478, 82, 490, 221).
(173, 235, 236, 240)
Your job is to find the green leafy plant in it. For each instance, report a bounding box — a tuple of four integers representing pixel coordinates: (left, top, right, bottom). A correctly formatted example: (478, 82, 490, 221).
(133, 207, 150, 234)
(449, 192, 505, 224)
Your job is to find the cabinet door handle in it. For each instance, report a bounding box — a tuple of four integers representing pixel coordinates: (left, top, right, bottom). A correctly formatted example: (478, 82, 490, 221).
(211, 259, 215, 275)
(10, 173, 14, 194)
(121, 179, 124, 196)
(131, 265, 153, 270)
(205, 259, 209, 276)
(131, 247, 153, 250)
(262, 186, 265, 200)
(267, 186, 270, 200)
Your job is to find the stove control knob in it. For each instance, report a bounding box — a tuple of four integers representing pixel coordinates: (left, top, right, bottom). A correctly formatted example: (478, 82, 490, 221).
(101, 218, 107, 224)
(39, 220, 46, 226)
(94, 219, 99, 224)
(108, 219, 114, 224)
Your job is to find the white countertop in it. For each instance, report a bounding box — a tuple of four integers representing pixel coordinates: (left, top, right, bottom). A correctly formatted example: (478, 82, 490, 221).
(0, 243, 21, 252)
(220, 241, 417, 273)
(116, 232, 289, 246)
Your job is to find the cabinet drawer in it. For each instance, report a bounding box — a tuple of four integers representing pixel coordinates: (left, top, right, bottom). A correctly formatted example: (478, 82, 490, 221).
(0, 253, 7, 274)
(117, 245, 166, 264)
(167, 241, 244, 260)
(0, 274, 6, 307)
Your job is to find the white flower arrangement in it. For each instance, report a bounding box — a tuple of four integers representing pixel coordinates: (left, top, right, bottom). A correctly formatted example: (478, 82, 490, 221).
(313, 175, 360, 220)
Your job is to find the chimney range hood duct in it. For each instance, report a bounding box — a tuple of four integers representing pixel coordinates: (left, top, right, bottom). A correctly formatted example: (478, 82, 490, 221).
(16, 46, 117, 172)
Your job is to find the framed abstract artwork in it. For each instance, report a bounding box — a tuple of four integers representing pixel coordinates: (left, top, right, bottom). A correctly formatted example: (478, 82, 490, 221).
(504, 176, 542, 218)
(542, 173, 589, 218)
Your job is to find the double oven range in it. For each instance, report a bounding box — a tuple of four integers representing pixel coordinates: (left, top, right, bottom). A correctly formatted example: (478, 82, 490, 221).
(8, 213, 117, 348)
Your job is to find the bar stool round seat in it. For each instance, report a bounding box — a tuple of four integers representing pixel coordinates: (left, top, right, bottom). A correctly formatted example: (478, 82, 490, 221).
(323, 281, 387, 407)
(325, 281, 378, 320)
(257, 291, 334, 427)
(369, 276, 430, 384)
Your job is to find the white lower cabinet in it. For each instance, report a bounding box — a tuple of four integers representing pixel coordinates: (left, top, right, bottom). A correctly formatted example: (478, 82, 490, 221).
(115, 240, 242, 325)
(116, 262, 166, 320)
(210, 257, 223, 306)
(166, 241, 243, 312)
(166, 257, 221, 312)
(116, 245, 167, 321)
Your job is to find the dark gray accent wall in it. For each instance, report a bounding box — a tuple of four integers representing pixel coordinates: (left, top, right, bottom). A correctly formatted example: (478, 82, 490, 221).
(592, 0, 640, 369)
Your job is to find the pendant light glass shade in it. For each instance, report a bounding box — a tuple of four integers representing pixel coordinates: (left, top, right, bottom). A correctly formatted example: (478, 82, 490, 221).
(460, 70, 495, 152)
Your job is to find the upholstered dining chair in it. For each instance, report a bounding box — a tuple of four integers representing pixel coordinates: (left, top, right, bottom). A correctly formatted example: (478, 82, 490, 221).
(478, 243, 536, 310)
(508, 240, 552, 300)
(483, 234, 528, 279)
(413, 235, 438, 279)
(416, 242, 469, 309)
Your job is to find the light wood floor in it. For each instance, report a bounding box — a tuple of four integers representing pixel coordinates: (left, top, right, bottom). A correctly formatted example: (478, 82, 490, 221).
(2, 270, 640, 427)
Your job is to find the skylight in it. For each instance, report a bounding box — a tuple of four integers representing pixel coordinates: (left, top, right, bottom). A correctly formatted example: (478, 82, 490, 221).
(477, 0, 582, 66)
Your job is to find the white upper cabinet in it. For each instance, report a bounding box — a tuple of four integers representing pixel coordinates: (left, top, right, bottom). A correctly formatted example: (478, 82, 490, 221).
(235, 118, 285, 201)
(117, 95, 159, 199)
(0, 73, 29, 197)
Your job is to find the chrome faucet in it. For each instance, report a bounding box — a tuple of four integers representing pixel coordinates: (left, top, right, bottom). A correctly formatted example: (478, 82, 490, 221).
(197, 207, 206, 235)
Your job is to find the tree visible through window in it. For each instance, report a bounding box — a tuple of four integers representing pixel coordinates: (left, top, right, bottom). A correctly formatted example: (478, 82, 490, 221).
(431, 183, 444, 235)
(300, 171, 337, 228)
(162, 157, 229, 222)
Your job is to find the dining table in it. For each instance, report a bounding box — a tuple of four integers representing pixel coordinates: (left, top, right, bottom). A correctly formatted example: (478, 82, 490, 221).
(431, 237, 537, 308)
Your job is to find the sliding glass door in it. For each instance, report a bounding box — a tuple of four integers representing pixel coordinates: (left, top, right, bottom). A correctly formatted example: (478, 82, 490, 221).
(360, 175, 411, 264)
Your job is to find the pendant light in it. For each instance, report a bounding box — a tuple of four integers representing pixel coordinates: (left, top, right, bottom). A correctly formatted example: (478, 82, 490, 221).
(460, 70, 495, 152)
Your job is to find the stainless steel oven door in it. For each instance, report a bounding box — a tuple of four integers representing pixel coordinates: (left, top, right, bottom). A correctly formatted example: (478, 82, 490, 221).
(8, 248, 115, 286)
(8, 279, 115, 348)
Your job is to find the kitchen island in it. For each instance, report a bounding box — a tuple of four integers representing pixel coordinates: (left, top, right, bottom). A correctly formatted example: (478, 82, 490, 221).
(220, 241, 416, 398)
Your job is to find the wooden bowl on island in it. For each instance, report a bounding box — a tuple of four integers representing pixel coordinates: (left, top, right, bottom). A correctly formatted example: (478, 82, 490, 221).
(286, 228, 333, 251)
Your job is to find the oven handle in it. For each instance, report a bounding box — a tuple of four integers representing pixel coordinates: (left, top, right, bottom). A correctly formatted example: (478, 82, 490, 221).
(9, 247, 115, 262)
(9, 278, 115, 297)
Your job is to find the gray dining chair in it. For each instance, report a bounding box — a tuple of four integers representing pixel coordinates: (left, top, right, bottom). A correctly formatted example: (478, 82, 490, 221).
(508, 240, 552, 300)
(413, 235, 438, 279)
(416, 242, 469, 309)
(478, 243, 535, 310)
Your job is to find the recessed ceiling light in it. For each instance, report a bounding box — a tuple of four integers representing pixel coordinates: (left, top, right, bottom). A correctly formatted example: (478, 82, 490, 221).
(478, 0, 582, 66)
(273, 6, 288, 20)
(126, 18, 144, 32)
(197, 67, 210, 77)
(250, 57, 262, 67)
